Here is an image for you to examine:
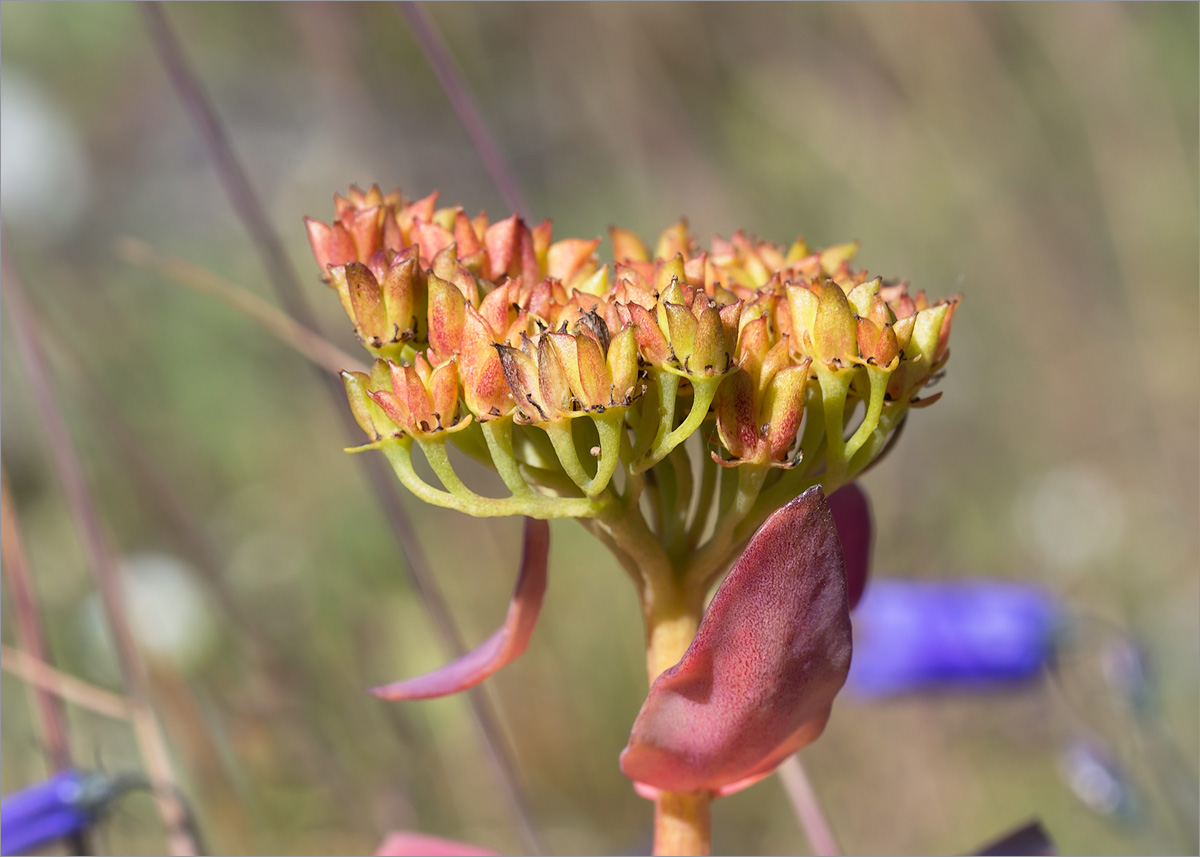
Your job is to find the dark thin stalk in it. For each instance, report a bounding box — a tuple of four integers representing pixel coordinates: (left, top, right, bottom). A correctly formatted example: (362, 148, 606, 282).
(396, 1, 532, 219)
(140, 6, 542, 852)
(2, 235, 199, 857)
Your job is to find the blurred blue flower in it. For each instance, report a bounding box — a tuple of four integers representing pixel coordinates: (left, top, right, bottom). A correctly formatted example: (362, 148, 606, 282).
(847, 581, 1061, 697)
(1, 770, 110, 857)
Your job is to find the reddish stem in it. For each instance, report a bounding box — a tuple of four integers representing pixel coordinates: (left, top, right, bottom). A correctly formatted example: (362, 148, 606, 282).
(0, 470, 80, 782)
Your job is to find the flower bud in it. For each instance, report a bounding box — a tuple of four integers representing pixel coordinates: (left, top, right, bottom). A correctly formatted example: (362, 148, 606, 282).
(606, 326, 641, 405)
(812, 281, 857, 365)
(611, 226, 650, 263)
(460, 305, 512, 419)
(427, 275, 466, 363)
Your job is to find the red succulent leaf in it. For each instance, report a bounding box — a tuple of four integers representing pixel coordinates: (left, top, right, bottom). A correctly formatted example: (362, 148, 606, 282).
(370, 518, 549, 700)
(376, 833, 499, 857)
(827, 482, 872, 610)
(619, 486, 851, 797)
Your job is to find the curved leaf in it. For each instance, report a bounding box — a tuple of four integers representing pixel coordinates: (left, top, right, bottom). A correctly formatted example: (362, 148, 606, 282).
(370, 518, 549, 700)
(828, 482, 872, 610)
(620, 487, 851, 796)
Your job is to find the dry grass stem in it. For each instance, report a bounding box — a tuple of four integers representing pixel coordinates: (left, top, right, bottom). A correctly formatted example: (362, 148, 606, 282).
(1, 645, 135, 722)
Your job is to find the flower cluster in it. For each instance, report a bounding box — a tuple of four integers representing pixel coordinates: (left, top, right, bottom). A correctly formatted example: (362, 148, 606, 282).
(307, 185, 957, 520)
(306, 187, 958, 843)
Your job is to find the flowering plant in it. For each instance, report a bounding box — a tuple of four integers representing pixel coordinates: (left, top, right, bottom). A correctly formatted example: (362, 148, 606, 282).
(306, 185, 957, 855)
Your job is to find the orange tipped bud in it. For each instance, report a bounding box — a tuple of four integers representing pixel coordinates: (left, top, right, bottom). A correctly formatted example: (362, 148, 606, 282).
(484, 214, 519, 280)
(548, 238, 600, 283)
(813, 280, 857, 365)
(818, 241, 859, 276)
(625, 302, 671, 366)
(654, 220, 691, 262)
(762, 362, 808, 462)
(460, 305, 513, 419)
(846, 278, 881, 317)
(572, 332, 609, 408)
(654, 255, 688, 295)
(691, 301, 729, 376)
(362, 356, 468, 438)
(611, 226, 650, 263)
(497, 343, 547, 422)
(343, 369, 394, 440)
(382, 255, 421, 342)
(715, 368, 759, 462)
(536, 336, 573, 417)
(454, 209, 483, 257)
(305, 217, 357, 278)
(345, 262, 387, 345)
(427, 275, 467, 363)
(856, 317, 899, 367)
(607, 326, 640, 405)
(662, 302, 698, 367)
(786, 282, 820, 356)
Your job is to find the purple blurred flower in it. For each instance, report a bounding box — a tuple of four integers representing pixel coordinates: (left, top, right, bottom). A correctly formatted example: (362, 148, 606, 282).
(0, 770, 102, 857)
(847, 581, 1061, 697)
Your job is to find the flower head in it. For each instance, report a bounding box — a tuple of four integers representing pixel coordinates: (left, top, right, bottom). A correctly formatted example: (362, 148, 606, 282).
(306, 186, 958, 518)
(305, 187, 956, 814)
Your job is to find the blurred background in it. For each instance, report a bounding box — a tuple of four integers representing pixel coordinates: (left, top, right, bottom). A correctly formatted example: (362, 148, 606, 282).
(1, 3, 1196, 855)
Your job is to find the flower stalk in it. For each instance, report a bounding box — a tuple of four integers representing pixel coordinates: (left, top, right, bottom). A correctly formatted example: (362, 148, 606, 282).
(643, 584, 710, 856)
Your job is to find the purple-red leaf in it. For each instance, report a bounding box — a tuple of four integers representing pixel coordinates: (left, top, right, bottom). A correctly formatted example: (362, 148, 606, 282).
(620, 486, 852, 797)
(828, 482, 872, 609)
(376, 832, 499, 857)
(370, 518, 549, 700)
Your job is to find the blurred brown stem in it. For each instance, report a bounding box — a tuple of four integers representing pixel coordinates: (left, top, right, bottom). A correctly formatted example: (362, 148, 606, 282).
(0, 467, 91, 855)
(396, 1, 532, 219)
(1, 645, 135, 722)
(2, 234, 199, 856)
(0, 468, 76, 767)
(140, 5, 543, 852)
(115, 236, 367, 375)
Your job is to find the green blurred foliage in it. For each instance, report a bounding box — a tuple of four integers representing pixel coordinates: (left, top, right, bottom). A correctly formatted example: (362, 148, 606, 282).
(1, 3, 1196, 855)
